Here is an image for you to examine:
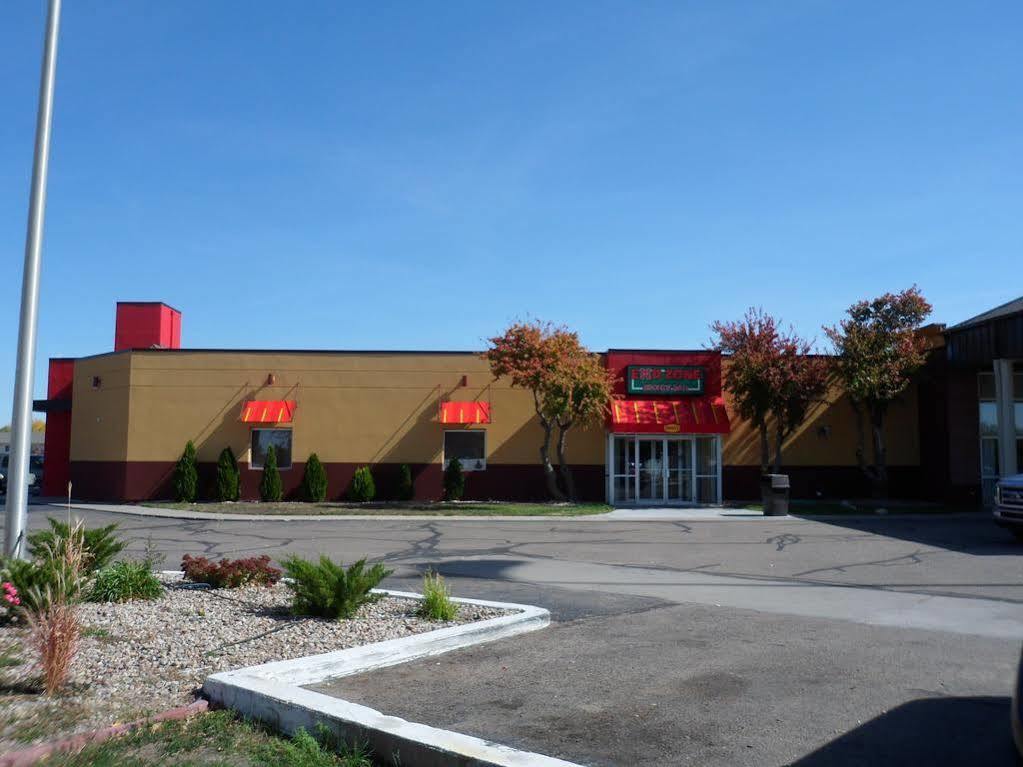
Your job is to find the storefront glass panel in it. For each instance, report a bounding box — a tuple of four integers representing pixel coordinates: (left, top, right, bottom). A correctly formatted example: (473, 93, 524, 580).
(610, 435, 720, 505)
(638, 440, 664, 501)
(666, 440, 692, 502)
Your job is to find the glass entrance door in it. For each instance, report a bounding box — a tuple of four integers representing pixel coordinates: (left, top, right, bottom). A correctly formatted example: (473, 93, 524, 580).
(667, 439, 693, 502)
(637, 439, 664, 502)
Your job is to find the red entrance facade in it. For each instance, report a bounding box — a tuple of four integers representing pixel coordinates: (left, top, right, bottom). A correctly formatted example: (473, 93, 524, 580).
(605, 351, 731, 505)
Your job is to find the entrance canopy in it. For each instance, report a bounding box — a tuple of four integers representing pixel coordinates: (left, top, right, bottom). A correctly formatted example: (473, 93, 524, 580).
(609, 397, 730, 434)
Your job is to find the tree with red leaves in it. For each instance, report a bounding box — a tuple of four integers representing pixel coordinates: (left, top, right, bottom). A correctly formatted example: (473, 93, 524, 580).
(824, 286, 932, 497)
(485, 321, 615, 501)
(712, 309, 829, 473)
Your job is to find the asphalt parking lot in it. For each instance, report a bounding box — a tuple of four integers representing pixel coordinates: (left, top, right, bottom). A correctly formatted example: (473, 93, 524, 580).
(9, 505, 1023, 765)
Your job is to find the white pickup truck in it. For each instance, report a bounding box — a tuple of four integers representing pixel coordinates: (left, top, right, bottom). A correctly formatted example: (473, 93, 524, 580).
(994, 474, 1023, 542)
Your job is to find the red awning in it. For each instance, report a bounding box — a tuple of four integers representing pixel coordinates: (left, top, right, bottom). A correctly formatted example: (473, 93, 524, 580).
(240, 400, 297, 424)
(609, 397, 730, 434)
(439, 401, 491, 424)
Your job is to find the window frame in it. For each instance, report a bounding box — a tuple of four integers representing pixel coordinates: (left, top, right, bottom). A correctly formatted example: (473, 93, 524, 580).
(249, 428, 294, 471)
(443, 429, 487, 472)
(978, 372, 999, 505)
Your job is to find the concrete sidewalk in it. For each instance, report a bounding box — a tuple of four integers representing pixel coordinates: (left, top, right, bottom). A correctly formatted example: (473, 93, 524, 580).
(37, 500, 983, 523)
(39, 501, 776, 523)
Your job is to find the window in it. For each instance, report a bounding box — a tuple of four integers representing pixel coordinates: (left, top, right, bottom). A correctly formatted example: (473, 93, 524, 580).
(250, 429, 292, 470)
(695, 436, 720, 504)
(979, 373, 999, 505)
(1016, 365, 1023, 475)
(444, 430, 486, 471)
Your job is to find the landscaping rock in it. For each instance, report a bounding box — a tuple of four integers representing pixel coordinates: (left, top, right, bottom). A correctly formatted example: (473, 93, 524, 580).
(0, 574, 508, 749)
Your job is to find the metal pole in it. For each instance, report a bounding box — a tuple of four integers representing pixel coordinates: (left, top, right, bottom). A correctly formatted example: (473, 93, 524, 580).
(4, 0, 62, 558)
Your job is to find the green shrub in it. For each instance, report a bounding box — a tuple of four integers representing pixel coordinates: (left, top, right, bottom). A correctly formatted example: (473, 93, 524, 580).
(347, 466, 375, 503)
(216, 446, 240, 502)
(28, 518, 126, 574)
(0, 556, 81, 612)
(396, 464, 414, 501)
(174, 441, 199, 502)
(260, 445, 283, 502)
(2, 521, 100, 612)
(302, 453, 328, 502)
(418, 570, 459, 621)
(443, 457, 465, 501)
(281, 555, 393, 620)
(89, 561, 163, 602)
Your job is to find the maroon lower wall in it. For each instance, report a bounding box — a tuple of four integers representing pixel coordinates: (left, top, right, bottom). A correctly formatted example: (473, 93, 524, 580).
(69, 461, 606, 503)
(70, 459, 931, 504)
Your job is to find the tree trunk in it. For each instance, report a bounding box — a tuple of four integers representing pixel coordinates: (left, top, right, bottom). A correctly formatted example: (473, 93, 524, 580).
(869, 404, 889, 499)
(772, 419, 784, 474)
(539, 422, 565, 501)
(758, 421, 770, 473)
(555, 423, 576, 501)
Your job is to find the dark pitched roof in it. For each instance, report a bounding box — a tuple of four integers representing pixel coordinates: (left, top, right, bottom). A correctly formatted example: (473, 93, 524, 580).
(946, 296, 1023, 331)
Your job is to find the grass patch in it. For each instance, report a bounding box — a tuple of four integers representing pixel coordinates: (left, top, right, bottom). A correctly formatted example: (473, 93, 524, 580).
(56, 709, 374, 766)
(143, 501, 612, 517)
(417, 570, 458, 621)
(1, 699, 92, 745)
(89, 561, 164, 603)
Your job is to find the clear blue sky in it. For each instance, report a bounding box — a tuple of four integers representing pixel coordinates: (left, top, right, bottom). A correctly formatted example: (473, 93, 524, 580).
(2, 2, 1021, 413)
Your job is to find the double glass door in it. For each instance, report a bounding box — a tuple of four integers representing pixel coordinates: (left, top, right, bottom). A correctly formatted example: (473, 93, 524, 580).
(612, 435, 720, 505)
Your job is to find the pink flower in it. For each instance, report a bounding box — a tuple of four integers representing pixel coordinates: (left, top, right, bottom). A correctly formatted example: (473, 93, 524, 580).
(2, 582, 18, 606)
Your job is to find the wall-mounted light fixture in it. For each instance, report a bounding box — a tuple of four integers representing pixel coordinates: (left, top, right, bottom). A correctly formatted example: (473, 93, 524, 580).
(91, 376, 102, 389)
(266, 373, 276, 386)
(460, 375, 468, 387)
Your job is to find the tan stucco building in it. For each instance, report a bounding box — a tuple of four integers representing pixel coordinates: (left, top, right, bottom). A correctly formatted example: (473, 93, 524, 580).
(38, 302, 931, 504)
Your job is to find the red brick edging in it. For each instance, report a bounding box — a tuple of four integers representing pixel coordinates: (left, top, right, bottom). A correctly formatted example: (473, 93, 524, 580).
(0, 698, 209, 767)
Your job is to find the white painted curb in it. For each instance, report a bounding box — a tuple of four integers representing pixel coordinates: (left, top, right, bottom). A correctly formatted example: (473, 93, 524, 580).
(203, 588, 583, 767)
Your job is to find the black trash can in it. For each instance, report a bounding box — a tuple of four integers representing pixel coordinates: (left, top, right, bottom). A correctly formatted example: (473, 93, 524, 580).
(761, 474, 790, 516)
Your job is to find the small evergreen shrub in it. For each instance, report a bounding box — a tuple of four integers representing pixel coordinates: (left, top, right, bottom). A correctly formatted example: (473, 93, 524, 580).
(28, 518, 126, 575)
(443, 457, 465, 501)
(281, 555, 392, 620)
(418, 570, 459, 621)
(0, 556, 81, 612)
(89, 561, 163, 602)
(174, 441, 199, 502)
(181, 554, 281, 588)
(347, 466, 375, 503)
(260, 444, 283, 502)
(302, 453, 328, 502)
(396, 464, 414, 501)
(216, 446, 240, 502)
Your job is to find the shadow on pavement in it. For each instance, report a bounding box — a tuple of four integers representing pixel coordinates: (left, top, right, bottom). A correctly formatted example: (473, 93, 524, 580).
(805, 514, 1022, 555)
(790, 696, 1017, 766)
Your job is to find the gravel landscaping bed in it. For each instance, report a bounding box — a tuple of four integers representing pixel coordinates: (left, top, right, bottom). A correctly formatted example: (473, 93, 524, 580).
(0, 574, 512, 751)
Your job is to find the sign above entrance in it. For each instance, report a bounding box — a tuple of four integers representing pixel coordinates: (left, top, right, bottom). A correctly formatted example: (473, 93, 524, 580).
(626, 365, 705, 396)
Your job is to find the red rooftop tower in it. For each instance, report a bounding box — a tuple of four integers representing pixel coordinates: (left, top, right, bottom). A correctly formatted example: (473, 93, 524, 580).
(114, 302, 181, 351)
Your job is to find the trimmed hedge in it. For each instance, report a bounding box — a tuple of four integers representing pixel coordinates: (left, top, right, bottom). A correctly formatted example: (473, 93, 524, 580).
(302, 453, 328, 502)
(347, 466, 375, 503)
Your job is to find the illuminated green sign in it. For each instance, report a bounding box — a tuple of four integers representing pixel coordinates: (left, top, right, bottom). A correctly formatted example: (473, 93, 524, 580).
(626, 365, 705, 396)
